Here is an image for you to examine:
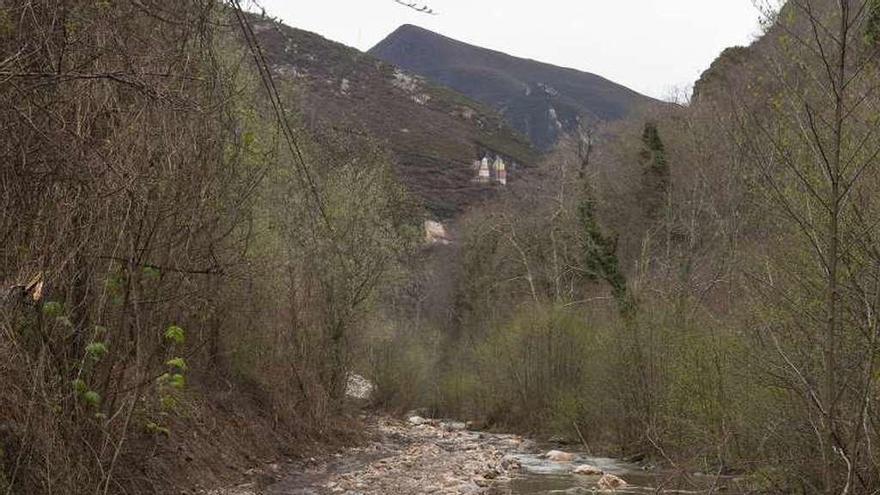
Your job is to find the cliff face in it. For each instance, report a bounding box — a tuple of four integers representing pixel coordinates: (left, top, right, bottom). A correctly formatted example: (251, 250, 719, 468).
(369, 24, 658, 151)
(691, 45, 754, 104)
(690, 1, 839, 106)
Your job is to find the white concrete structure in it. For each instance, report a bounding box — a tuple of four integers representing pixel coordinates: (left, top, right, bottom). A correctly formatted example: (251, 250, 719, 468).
(477, 156, 491, 182)
(493, 156, 507, 185)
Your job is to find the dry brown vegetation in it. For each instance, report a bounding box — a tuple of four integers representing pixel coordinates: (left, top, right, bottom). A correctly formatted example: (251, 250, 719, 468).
(0, 1, 415, 493)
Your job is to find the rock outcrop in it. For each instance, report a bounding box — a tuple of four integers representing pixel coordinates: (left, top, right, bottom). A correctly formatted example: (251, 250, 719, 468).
(597, 473, 628, 490)
(543, 450, 577, 462)
(572, 464, 604, 475)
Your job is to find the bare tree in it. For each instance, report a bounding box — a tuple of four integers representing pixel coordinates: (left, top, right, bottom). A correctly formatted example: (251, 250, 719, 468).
(737, 0, 880, 490)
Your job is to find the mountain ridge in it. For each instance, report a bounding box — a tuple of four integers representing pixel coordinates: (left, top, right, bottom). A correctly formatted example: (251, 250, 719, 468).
(369, 24, 658, 150)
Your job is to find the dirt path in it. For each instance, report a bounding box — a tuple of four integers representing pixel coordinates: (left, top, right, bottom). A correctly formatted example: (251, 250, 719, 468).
(206, 415, 528, 495)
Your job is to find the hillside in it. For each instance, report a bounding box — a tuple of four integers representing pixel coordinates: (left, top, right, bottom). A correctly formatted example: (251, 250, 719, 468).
(369, 24, 657, 151)
(250, 18, 538, 218)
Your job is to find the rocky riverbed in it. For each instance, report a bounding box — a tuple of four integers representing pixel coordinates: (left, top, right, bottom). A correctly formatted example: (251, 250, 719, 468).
(205, 414, 746, 495)
(260, 415, 527, 495)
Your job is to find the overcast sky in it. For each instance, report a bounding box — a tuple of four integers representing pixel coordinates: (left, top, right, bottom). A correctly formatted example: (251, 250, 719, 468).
(254, 1, 765, 100)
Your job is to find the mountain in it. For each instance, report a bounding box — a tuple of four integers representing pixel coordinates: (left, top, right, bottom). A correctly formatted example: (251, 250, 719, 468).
(250, 18, 538, 218)
(691, 1, 830, 106)
(369, 24, 657, 151)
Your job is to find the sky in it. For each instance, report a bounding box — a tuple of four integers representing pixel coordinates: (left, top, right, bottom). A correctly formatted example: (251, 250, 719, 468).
(253, 0, 765, 100)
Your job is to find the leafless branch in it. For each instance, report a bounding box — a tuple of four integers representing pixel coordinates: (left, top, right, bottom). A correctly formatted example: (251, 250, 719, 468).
(393, 0, 438, 15)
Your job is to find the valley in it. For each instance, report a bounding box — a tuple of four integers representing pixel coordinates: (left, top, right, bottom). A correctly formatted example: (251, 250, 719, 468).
(4, 1, 880, 494)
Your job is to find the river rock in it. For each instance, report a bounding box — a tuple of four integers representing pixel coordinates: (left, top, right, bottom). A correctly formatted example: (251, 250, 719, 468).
(441, 421, 467, 431)
(543, 450, 577, 462)
(572, 464, 603, 475)
(407, 415, 428, 426)
(597, 473, 628, 490)
(473, 477, 491, 487)
(500, 454, 522, 470)
(344, 374, 374, 400)
(424, 220, 451, 245)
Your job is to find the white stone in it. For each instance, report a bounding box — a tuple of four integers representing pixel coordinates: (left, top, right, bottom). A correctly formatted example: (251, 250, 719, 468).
(597, 473, 628, 490)
(408, 415, 428, 426)
(425, 220, 451, 245)
(345, 374, 374, 400)
(572, 464, 603, 475)
(543, 450, 577, 462)
(392, 69, 419, 92)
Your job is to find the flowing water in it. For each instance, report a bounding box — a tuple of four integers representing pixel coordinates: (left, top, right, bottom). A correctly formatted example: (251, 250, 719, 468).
(492, 449, 746, 494)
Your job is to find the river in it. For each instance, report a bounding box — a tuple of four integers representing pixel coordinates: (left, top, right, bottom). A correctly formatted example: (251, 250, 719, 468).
(215, 415, 746, 494)
(493, 451, 744, 494)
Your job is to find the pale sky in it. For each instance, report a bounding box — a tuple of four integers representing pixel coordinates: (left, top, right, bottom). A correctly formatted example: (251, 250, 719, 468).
(253, 1, 764, 100)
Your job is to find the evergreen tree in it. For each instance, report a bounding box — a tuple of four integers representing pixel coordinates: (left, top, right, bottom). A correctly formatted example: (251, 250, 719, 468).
(577, 133, 634, 315)
(639, 122, 670, 221)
